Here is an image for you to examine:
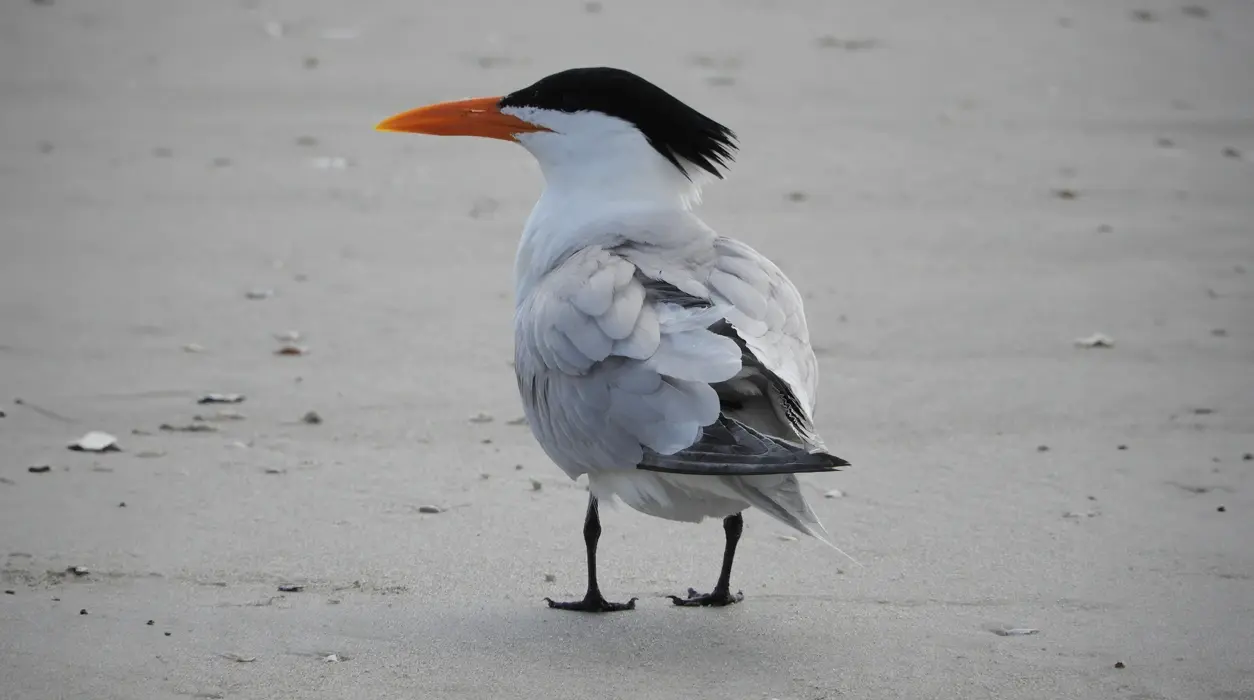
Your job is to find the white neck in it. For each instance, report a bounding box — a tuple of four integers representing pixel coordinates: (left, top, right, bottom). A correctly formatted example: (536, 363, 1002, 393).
(503, 108, 712, 302)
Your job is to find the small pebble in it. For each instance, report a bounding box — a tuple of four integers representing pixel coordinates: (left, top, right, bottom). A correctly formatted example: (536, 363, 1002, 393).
(303, 56, 319, 69)
(479, 473, 490, 480)
(1115, 661, 1126, 669)
(1117, 445, 1128, 451)
(1242, 453, 1252, 461)
(159, 423, 218, 433)
(68, 431, 121, 452)
(515, 464, 524, 470)
(506, 416, 528, 426)
(147, 620, 154, 625)
(1130, 9, 1155, 21)
(823, 488, 845, 499)
(777, 535, 799, 542)
(277, 584, 305, 593)
(79, 609, 88, 615)
(1053, 188, 1078, 200)
(182, 343, 205, 353)
(1211, 328, 1227, 337)
(416, 505, 443, 514)
(469, 412, 494, 424)
(69, 566, 89, 576)
(164, 632, 171, 636)
(136, 450, 165, 459)
(245, 288, 274, 300)
(786, 191, 808, 202)
(275, 344, 308, 356)
(28, 465, 52, 473)
(1222, 147, 1241, 159)
(991, 626, 1039, 637)
(301, 411, 322, 425)
(1074, 333, 1114, 348)
(198, 393, 245, 405)
(1217, 506, 1226, 513)
(1037, 445, 1050, 453)
(4, 590, 14, 595)
(529, 478, 543, 491)
(324, 653, 340, 663)
(544, 573, 557, 583)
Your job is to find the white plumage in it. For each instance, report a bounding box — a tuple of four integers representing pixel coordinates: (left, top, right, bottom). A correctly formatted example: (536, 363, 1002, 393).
(509, 108, 841, 543)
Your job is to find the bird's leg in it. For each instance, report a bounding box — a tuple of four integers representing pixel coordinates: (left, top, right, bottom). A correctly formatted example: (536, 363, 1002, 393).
(669, 512, 745, 607)
(544, 495, 637, 612)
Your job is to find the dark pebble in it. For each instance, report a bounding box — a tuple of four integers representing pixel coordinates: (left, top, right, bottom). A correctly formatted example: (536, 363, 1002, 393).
(118, 502, 127, 508)
(4, 590, 14, 595)
(79, 609, 88, 615)
(1037, 445, 1050, 452)
(28, 466, 51, 473)
(1115, 661, 1126, 669)
(147, 620, 154, 625)
(164, 632, 171, 636)
(1217, 506, 1226, 513)
(1242, 453, 1252, 461)
(1118, 445, 1128, 450)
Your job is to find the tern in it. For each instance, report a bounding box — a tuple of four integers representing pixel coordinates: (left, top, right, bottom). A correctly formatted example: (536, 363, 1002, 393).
(377, 67, 849, 612)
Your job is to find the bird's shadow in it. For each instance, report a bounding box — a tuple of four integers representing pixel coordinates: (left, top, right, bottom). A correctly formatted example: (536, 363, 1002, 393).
(338, 595, 829, 674)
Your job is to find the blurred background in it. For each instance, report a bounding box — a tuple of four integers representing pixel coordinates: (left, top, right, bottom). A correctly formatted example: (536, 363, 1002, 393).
(1, 1, 1252, 699)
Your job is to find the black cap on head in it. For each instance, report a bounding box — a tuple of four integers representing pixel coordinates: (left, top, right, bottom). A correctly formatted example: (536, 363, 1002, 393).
(499, 67, 737, 180)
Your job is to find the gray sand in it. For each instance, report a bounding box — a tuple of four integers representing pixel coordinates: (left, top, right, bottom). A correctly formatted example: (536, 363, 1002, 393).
(2, 1, 1252, 698)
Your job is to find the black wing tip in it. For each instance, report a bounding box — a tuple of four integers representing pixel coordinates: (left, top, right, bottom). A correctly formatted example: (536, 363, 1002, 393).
(822, 452, 852, 469)
(636, 449, 848, 477)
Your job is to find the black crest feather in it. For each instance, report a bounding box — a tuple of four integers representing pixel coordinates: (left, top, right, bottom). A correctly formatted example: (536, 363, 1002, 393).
(499, 67, 738, 180)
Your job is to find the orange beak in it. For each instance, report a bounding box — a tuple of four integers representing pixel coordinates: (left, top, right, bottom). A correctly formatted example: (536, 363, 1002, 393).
(374, 96, 550, 141)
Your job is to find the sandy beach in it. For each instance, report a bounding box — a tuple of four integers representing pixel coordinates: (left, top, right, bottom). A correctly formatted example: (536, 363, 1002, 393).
(2, 0, 1253, 698)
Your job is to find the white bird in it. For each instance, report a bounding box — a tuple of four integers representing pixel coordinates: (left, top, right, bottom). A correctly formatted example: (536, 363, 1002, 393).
(377, 67, 849, 612)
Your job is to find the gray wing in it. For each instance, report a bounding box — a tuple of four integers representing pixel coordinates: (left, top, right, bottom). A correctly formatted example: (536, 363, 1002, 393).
(516, 235, 845, 481)
(624, 235, 836, 457)
(514, 246, 742, 478)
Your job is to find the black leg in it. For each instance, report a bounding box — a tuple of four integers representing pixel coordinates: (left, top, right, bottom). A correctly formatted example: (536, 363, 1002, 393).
(545, 495, 637, 612)
(669, 512, 745, 607)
